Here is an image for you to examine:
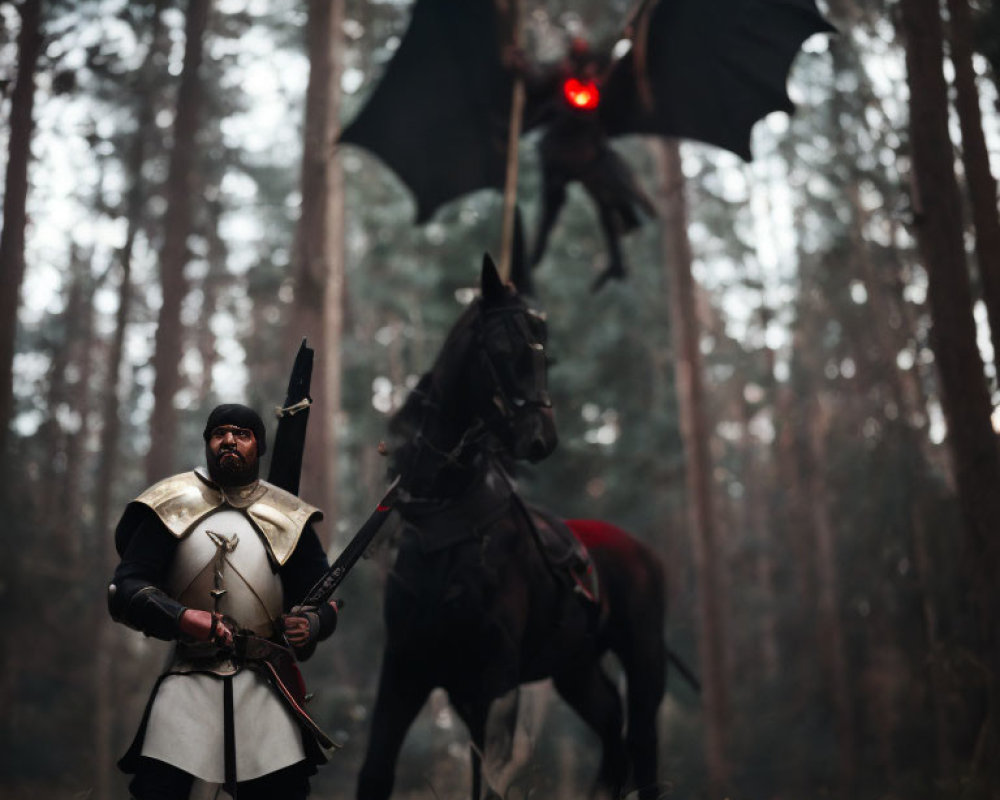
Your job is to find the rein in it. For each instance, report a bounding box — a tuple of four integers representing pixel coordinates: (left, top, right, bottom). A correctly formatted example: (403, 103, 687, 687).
(393, 299, 550, 508)
(394, 405, 490, 511)
(493, 464, 566, 587)
(475, 305, 552, 420)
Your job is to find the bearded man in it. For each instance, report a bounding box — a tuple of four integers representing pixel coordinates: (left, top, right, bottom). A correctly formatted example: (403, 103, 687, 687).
(108, 403, 339, 800)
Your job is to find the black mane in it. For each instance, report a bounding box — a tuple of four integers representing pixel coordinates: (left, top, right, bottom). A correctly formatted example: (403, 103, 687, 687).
(386, 299, 484, 483)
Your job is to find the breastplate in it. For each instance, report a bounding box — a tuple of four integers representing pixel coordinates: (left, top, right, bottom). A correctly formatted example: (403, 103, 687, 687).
(167, 509, 283, 637)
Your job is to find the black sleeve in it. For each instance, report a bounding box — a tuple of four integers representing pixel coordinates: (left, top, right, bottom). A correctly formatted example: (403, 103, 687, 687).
(278, 520, 331, 612)
(107, 506, 186, 641)
(279, 521, 338, 659)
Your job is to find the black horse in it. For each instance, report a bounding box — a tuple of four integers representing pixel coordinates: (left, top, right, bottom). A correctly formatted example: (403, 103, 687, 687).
(357, 256, 678, 800)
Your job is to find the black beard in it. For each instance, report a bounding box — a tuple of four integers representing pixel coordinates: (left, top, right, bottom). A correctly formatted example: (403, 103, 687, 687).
(206, 445, 260, 488)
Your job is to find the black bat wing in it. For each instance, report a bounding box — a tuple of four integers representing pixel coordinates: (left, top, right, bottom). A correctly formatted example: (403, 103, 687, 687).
(339, 0, 513, 223)
(600, 0, 836, 160)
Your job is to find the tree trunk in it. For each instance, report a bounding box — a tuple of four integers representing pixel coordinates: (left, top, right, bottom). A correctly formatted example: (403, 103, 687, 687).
(197, 196, 226, 401)
(910, 506, 955, 781)
(37, 250, 86, 537)
(900, 0, 1000, 782)
(945, 0, 1000, 374)
(740, 394, 779, 682)
(145, 0, 210, 483)
(93, 7, 168, 795)
(0, 0, 43, 460)
(289, 0, 346, 540)
(806, 395, 857, 796)
(94, 0, 167, 546)
(654, 138, 729, 797)
(824, 34, 952, 780)
(57, 262, 98, 557)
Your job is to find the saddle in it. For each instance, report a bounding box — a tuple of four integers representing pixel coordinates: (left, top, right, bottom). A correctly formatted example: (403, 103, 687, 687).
(397, 469, 601, 607)
(528, 507, 601, 606)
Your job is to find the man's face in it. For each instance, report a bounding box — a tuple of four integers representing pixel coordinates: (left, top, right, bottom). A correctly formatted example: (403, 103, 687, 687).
(206, 424, 259, 486)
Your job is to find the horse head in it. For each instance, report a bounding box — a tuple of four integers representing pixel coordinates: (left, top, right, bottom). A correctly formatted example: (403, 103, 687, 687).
(388, 254, 557, 494)
(473, 254, 557, 464)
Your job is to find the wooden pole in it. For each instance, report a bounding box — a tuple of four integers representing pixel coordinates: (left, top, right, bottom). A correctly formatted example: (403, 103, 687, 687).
(498, 0, 524, 284)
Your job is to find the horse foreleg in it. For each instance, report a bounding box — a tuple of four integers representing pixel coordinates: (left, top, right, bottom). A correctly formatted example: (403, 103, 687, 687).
(356, 652, 432, 800)
(456, 703, 488, 800)
(470, 738, 501, 800)
(455, 697, 513, 800)
(554, 664, 627, 800)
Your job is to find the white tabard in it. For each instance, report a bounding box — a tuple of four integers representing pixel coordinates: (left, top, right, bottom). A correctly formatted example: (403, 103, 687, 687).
(141, 668, 305, 782)
(140, 508, 306, 782)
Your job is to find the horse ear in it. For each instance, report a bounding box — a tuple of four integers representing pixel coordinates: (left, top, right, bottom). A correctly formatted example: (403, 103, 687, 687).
(508, 205, 535, 297)
(481, 253, 508, 304)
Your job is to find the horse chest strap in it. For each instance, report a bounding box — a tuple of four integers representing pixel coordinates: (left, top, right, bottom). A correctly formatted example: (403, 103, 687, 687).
(408, 496, 511, 554)
(410, 508, 479, 553)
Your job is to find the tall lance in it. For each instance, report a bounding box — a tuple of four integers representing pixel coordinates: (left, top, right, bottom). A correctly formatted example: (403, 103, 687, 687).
(497, 0, 524, 285)
(269, 338, 401, 607)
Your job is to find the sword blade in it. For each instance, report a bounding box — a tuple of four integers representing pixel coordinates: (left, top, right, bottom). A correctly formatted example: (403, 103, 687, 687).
(298, 476, 401, 607)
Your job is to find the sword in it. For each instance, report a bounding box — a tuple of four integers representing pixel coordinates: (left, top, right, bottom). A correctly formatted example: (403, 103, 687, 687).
(297, 475, 402, 608)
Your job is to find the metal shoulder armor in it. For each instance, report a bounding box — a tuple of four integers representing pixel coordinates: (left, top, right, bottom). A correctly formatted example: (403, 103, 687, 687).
(132, 470, 322, 566)
(246, 480, 323, 566)
(131, 470, 224, 538)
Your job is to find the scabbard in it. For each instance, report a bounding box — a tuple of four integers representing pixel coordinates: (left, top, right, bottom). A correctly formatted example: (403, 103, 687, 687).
(236, 633, 338, 751)
(253, 659, 337, 751)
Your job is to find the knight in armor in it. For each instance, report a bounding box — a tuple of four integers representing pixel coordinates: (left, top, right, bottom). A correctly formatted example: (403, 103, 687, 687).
(108, 404, 339, 800)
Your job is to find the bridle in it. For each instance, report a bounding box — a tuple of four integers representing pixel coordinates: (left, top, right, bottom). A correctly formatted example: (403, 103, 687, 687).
(475, 303, 552, 423)
(392, 299, 553, 506)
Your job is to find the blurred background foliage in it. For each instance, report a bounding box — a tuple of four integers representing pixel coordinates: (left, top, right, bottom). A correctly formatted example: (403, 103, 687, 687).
(0, 0, 998, 798)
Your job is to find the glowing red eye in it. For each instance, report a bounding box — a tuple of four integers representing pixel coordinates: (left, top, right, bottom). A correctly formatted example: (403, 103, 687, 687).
(562, 78, 600, 110)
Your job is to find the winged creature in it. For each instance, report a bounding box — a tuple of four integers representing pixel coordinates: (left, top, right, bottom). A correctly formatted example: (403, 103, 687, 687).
(340, 0, 835, 290)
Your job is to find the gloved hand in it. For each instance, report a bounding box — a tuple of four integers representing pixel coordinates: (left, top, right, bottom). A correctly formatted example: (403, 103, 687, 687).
(282, 601, 339, 648)
(283, 606, 320, 647)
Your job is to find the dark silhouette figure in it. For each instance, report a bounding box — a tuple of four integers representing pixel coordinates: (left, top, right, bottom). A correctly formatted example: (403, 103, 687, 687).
(514, 39, 656, 290)
(339, 0, 834, 290)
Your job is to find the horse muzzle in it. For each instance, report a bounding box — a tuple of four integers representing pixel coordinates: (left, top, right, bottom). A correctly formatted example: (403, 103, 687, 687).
(511, 406, 558, 463)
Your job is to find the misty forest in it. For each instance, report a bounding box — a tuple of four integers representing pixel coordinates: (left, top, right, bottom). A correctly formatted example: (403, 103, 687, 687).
(2, 0, 1000, 798)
